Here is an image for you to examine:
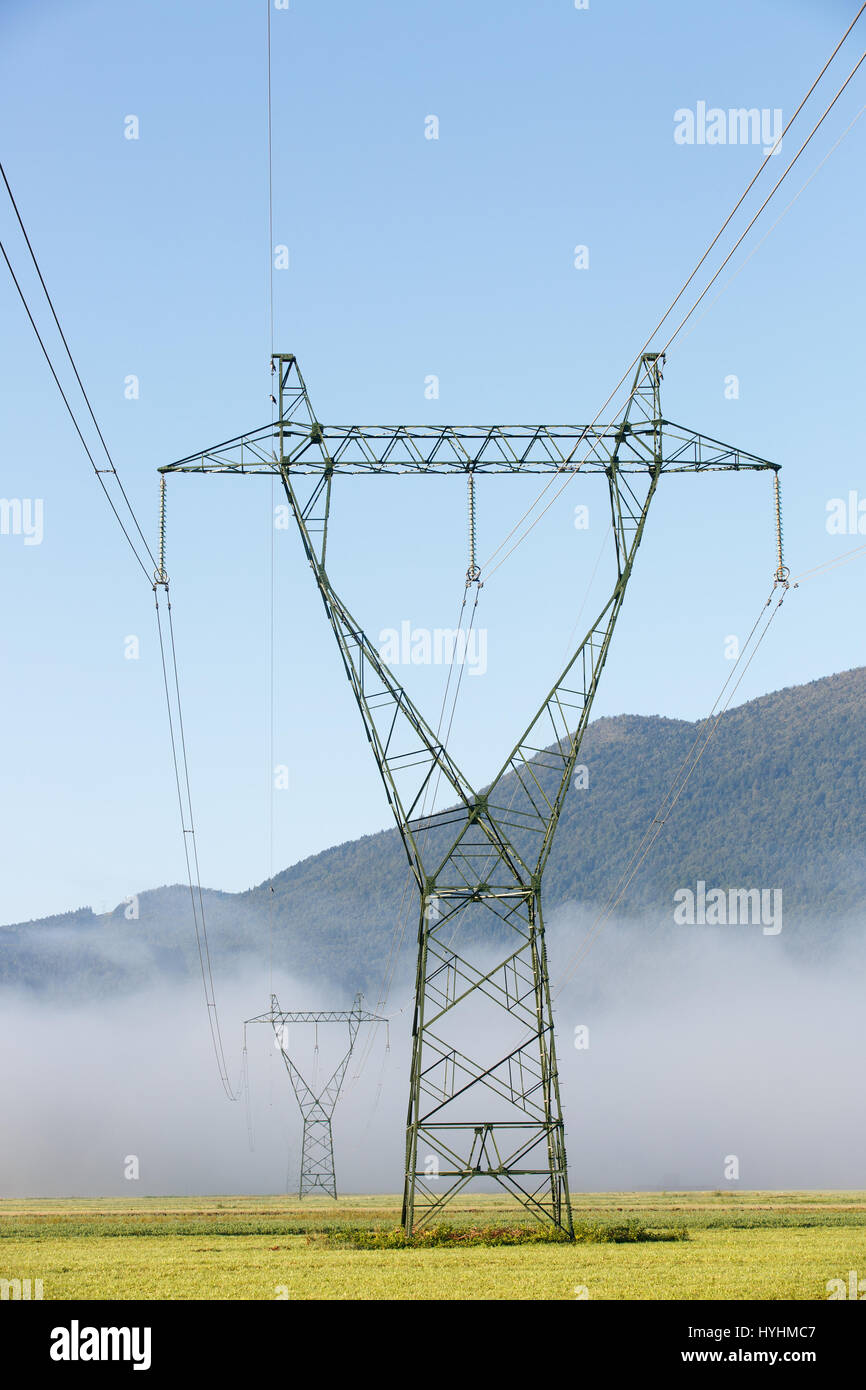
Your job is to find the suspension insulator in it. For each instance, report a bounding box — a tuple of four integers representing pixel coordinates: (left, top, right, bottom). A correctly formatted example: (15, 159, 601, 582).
(773, 472, 789, 583)
(466, 471, 481, 584)
(154, 474, 169, 586)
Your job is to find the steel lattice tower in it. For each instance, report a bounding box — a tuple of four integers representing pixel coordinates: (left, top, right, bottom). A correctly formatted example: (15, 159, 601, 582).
(164, 351, 779, 1234)
(247, 994, 386, 1198)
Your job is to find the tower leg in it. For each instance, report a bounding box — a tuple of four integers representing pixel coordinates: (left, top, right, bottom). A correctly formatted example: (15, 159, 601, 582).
(401, 884, 573, 1237)
(401, 898, 431, 1233)
(300, 1115, 337, 1199)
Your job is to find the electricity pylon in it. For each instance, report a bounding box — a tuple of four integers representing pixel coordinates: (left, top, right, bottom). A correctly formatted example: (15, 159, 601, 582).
(247, 994, 387, 1198)
(163, 352, 781, 1235)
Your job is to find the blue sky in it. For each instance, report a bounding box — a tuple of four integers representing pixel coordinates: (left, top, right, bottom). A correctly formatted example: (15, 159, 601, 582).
(1, 0, 864, 924)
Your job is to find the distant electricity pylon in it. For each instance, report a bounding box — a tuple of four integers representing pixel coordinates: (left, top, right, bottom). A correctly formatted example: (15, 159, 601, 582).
(247, 995, 387, 1199)
(165, 351, 781, 1235)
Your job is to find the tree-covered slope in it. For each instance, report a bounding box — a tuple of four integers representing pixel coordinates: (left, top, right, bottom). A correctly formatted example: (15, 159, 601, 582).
(2, 667, 863, 996)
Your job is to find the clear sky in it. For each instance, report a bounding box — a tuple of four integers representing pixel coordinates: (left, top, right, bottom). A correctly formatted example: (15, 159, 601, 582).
(1, 0, 864, 925)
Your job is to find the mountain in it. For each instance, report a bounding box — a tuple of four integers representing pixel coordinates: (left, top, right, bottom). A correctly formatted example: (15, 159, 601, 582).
(2, 666, 864, 997)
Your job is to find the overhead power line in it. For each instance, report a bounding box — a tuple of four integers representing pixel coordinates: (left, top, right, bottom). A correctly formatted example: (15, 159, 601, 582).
(0, 158, 236, 1100)
(0, 234, 154, 583)
(0, 160, 158, 578)
(482, 4, 866, 578)
(554, 579, 791, 995)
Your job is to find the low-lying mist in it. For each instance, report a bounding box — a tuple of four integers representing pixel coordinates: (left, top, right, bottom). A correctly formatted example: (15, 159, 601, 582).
(2, 910, 864, 1198)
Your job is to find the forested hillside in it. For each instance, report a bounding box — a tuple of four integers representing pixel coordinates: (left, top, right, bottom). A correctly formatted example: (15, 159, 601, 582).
(2, 667, 863, 997)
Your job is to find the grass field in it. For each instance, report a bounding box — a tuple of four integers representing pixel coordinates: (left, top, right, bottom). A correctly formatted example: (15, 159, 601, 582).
(2, 1191, 864, 1300)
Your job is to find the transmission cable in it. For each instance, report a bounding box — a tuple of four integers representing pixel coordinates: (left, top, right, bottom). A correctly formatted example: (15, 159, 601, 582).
(155, 586, 238, 1100)
(484, 56, 865, 584)
(349, 492, 487, 1078)
(2, 164, 240, 1102)
(553, 579, 791, 996)
(266, 0, 277, 1003)
(0, 237, 153, 583)
(481, 6, 866, 579)
(349, 577, 482, 1085)
(678, 99, 866, 346)
(0, 161, 158, 575)
(792, 539, 866, 584)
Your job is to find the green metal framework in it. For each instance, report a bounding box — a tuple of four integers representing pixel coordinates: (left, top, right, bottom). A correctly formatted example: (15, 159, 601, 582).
(247, 994, 386, 1198)
(164, 351, 779, 1235)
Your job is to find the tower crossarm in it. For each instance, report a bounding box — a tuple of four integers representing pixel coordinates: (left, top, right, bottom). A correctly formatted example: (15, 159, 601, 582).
(246, 994, 387, 1114)
(247, 1009, 386, 1025)
(160, 420, 776, 476)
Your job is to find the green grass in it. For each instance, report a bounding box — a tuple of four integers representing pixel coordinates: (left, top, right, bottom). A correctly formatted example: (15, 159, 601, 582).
(1, 1192, 864, 1299)
(313, 1219, 688, 1248)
